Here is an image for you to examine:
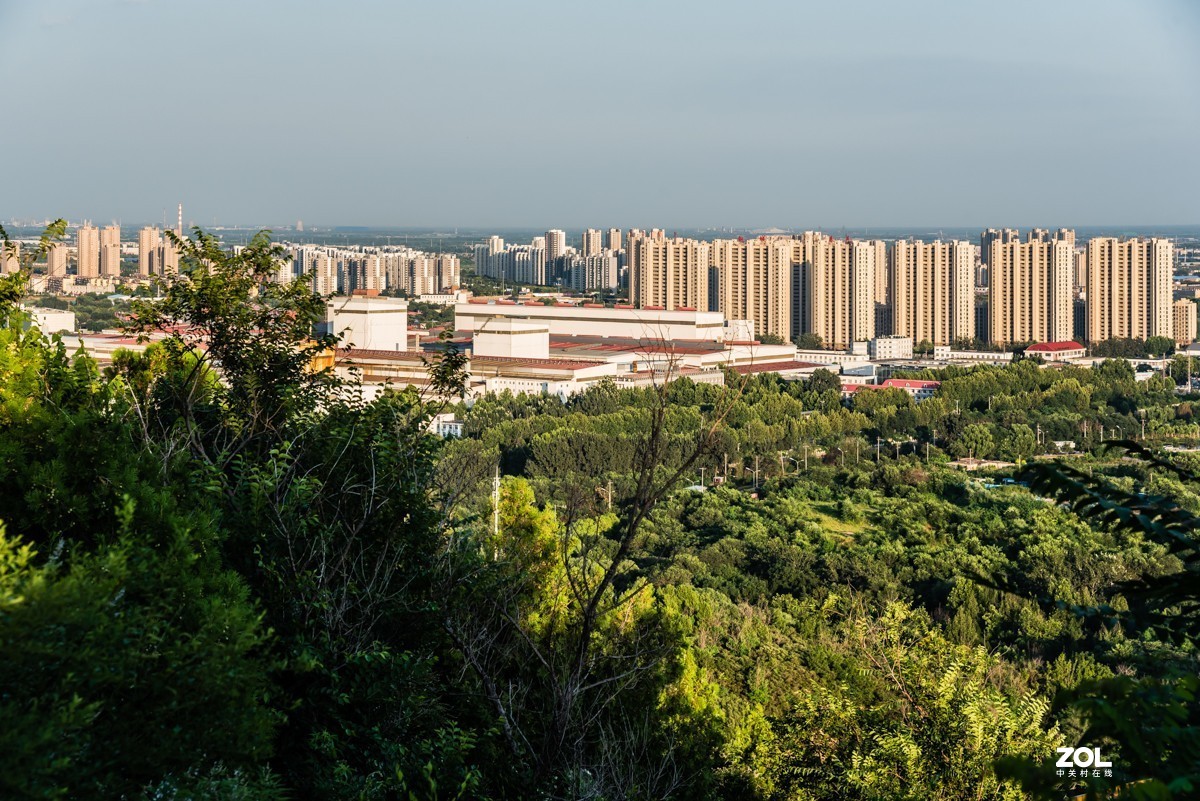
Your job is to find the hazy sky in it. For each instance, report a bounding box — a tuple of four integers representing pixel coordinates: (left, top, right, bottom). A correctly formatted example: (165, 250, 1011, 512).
(3, 0, 1199, 228)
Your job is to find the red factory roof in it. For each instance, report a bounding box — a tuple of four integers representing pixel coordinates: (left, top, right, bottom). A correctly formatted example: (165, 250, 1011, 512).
(474, 355, 607, 370)
(339, 348, 428, 361)
(1027, 341, 1084, 353)
(339, 349, 606, 372)
(734, 360, 825, 375)
(881, 378, 941, 390)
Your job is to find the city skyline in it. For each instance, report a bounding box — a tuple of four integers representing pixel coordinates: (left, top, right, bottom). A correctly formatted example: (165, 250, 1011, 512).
(2, 0, 1199, 228)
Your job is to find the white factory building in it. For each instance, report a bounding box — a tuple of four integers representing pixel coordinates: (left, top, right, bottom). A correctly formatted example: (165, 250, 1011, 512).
(323, 295, 411, 351)
(454, 301, 733, 343)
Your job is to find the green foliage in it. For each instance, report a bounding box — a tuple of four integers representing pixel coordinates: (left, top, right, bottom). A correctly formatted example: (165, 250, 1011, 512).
(754, 601, 1055, 800)
(794, 332, 824, 349)
(1092, 337, 1175, 358)
(125, 228, 342, 451)
(807, 368, 841, 396)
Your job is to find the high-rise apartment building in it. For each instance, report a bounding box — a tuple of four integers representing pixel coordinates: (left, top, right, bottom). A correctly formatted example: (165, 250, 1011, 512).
(0, 241, 19, 274)
(47, 242, 68, 276)
(627, 230, 710, 312)
(711, 237, 793, 342)
(77, 224, 100, 278)
(607, 228, 622, 252)
(869, 239, 890, 333)
(568, 251, 619, 292)
(790, 232, 877, 349)
(1173, 298, 1196, 346)
(546, 230, 567, 262)
(1086, 237, 1173, 343)
(980, 228, 1020, 270)
(988, 236, 1073, 346)
(160, 234, 181, 274)
(437, 253, 461, 290)
(101, 225, 121, 277)
(890, 239, 974, 346)
(312, 253, 337, 295)
(581, 228, 603, 257)
(138, 226, 161, 276)
(1073, 249, 1087, 295)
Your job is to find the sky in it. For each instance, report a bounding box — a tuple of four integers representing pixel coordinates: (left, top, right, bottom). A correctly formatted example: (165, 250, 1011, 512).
(2, 0, 1199, 229)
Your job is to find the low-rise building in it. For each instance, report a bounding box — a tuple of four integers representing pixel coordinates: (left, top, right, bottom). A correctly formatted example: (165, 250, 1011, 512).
(1026, 341, 1086, 362)
(29, 308, 76, 334)
(428, 412, 464, 438)
(869, 335, 913, 360)
(880, 378, 941, 401)
(324, 295, 410, 351)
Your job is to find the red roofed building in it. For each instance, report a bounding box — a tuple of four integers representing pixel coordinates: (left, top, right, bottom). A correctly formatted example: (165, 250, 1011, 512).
(841, 383, 876, 400)
(880, 378, 941, 401)
(1025, 341, 1085, 361)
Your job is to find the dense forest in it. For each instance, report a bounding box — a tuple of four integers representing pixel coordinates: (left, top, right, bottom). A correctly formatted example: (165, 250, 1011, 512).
(1, 227, 1197, 800)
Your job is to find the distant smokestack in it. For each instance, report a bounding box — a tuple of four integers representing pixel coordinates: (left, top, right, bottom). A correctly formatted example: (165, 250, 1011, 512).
(177, 203, 183, 236)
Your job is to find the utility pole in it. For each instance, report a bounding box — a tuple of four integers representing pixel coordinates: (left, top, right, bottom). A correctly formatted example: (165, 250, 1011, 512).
(754, 455, 760, 490)
(492, 467, 501, 538)
(804, 445, 808, 471)
(597, 478, 613, 511)
(724, 452, 729, 481)
(876, 436, 882, 461)
(699, 467, 706, 486)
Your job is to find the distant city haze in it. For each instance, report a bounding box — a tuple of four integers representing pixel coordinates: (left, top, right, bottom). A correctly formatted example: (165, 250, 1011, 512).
(2, 0, 1199, 228)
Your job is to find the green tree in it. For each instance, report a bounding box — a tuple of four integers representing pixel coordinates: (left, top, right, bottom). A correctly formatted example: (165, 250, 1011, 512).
(795, 332, 824, 349)
(808, 368, 842, 396)
(952, 423, 995, 459)
(1145, 335, 1176, 358)
(1000, 423, 1038, 462)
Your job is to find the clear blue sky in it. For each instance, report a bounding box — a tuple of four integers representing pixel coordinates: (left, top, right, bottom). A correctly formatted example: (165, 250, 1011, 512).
(2, 0, 1198, 228)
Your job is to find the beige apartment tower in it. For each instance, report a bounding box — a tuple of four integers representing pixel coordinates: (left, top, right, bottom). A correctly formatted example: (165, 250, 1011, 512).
(138, 226, 161, 276)
(1173, 299, 1197, 346)
(77, 224, 100, 278)
(545, 230, 567, 262)
(988, 236, 1073, 346)
(160, 234, 181, 274)
(607, 228, 622, 252)
(890, 240, 974, 346)
(627, 231, 710, 312)
(1085, 237, 1173, 344)
(791, 232, 877, 349)
(0, 241, 19, 274)
(101, 225, 121, 277)
(581, 229, 603, 257)
(711, 237, 793, 342)
(47, 242, 68, 276)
